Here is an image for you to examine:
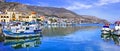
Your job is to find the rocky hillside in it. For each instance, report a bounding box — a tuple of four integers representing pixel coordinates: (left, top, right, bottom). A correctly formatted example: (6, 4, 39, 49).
(0, 0, 5, 2)
(81, 15, 109, 23)
(0, 1, 109, 23)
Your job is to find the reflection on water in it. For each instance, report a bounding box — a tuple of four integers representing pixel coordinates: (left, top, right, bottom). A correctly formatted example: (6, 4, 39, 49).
(0, 25, 100, 50)
(2, 24, 120, 51)
(42, 26, 100, 37)
(3, 36, 41, 49)
(101, 34, 120, 45)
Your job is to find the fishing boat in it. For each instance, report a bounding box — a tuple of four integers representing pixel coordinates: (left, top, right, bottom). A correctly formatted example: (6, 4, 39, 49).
(101, 23, 111, 34)
(114, 21, 120, 36)
(2, 21, 42, 39)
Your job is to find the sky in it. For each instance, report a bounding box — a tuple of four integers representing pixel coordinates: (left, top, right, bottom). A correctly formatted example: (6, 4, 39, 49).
(6, 0, 120, 22)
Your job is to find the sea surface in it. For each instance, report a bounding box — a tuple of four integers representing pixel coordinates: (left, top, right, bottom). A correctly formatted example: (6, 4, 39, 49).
(0, 24, 120, 51)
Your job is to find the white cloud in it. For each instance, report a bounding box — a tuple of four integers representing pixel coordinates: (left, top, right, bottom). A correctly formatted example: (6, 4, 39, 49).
(95, 0, 120, 6)
(37, 2, 49, 6)
(66, 2, 93, 10)
(66, 0, 120, 10)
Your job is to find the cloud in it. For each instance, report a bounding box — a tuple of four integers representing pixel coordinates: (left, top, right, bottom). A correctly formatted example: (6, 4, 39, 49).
(95, 0, 120, 6)
(66, 0, 120, 10)
(37, 2, 49, 6)
(24, 2, 49, 6)
(66, 2, 93, 10)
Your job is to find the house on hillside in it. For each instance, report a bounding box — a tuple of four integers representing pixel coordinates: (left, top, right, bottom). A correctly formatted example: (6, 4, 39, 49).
(0, 10, 37, 22)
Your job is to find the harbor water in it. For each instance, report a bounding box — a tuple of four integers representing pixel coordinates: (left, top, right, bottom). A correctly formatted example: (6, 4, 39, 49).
(0, 24, 120, 51)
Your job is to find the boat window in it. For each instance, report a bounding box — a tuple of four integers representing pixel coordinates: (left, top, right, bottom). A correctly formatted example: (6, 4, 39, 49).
(26, 27, 29, 30)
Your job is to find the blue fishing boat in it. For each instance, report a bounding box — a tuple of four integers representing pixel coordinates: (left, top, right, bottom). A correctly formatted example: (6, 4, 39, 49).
(2, 21, 42, 39)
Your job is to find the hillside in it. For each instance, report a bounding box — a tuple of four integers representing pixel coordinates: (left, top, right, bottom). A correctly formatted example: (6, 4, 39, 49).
(0, 1, 109, 23)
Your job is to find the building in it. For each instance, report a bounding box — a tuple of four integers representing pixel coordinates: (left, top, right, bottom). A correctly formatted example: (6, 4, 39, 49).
(0, 10, 37, 22)
(39, 16, 45, 21)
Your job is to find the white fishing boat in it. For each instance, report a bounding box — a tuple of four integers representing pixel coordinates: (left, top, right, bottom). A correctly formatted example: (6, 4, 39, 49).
(101, 24, 111, 34)
(2, 21, 42, 39)
(114, 21, 120, 35)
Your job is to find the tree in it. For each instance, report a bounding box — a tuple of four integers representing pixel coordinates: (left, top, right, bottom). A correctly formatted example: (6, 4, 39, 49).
(36, 19, 41, 21)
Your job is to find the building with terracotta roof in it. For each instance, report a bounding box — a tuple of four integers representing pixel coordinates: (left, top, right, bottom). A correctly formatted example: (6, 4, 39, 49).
(0, 10, 37, 22)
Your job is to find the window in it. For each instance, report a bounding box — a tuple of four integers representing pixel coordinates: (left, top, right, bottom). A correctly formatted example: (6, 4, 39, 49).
(26, 27, 29, 30)
(1, 16, 3, 18)
(4, 16, 6, 18)
(7, 16, 9, 18)
(26, 16, 29, 18)
(19, 16, 21, 18)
